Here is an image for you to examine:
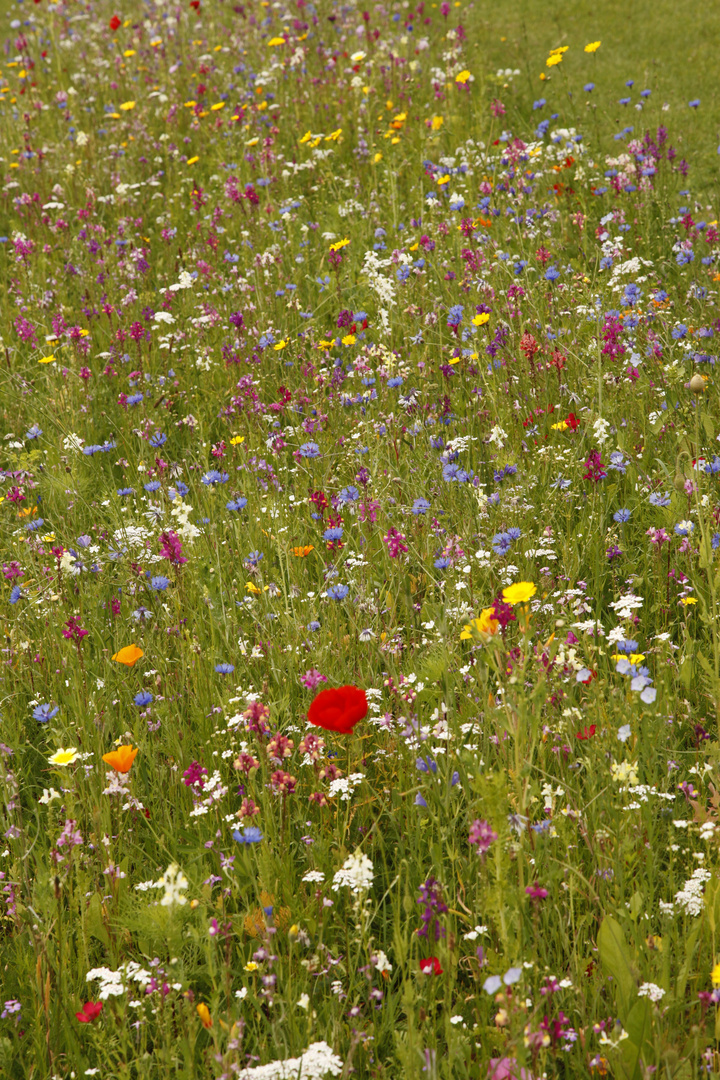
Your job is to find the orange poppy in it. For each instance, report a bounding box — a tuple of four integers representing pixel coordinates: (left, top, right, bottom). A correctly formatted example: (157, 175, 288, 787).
(292, 545, 314, 557)
(112, 645, 144, 666)
(102, 745, 139, 773)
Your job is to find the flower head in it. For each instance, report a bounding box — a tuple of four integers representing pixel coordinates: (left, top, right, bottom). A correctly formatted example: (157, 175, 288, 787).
(502, 582, 536, 605)
(112, 644, 144, 666)
(308, 686, 368, 734)
(49, 747, 80, 767)
(102, 745, 139, 774)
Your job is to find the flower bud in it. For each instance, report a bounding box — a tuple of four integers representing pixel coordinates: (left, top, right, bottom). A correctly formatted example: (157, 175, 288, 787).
(689, 374, 705, 393)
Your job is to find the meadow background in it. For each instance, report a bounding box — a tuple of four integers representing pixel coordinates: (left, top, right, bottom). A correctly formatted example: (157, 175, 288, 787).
(1, 0, 720, 1076)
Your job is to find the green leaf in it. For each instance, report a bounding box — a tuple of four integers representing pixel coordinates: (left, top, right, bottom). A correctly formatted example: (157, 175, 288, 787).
(619, 997, 652, 1080)
(598, 915, 636, 1019)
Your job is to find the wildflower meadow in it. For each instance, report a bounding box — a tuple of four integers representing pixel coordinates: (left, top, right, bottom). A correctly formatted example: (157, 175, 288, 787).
(3, 0, 720, 1076)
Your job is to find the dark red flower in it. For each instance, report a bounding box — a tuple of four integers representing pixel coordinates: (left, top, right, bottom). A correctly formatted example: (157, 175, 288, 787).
(419, 957, 443, 975)
(575, 725, 596, 741)
(308, 685, 367, 734)
(109, 14, 121, 30)
(76, 1001, 103, 1024)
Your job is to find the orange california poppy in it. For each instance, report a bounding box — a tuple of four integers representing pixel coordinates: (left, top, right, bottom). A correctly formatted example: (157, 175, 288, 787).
(102, 745, 139, 773)
(112, 645, 144, 666)
(292, 545, 314, 557)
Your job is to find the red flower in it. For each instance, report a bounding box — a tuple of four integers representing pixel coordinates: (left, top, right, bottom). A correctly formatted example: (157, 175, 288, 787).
(76, 1001, 103, 1024)
(565, 413, 580, 431)
(109, 14, 121, 30)
(575, 725, 596, 741)
(308, 685, 368, 734)
(419, 957, 443, 975)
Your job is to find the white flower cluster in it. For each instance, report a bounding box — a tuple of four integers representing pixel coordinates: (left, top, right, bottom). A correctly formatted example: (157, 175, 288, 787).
(331, 849, 374, 894)
(673, 867, 712, 917)
(638, 982, 665, 1002)
(135, 864, 189, 906)
(236, 1041, 343, 1079)
(327, 773, 365, 802)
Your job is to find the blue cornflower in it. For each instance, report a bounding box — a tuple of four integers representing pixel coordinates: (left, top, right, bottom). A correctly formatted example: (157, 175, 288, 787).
(215, 663, 235, 674)
(9, 585, 21, 605)
(202, 470, 229, 485)
(144, 481, 161, 492)
(149, 432, 167, 448)
(674, 522, 694, 536)
(169, 481, 189, 499)
(442, 463, 468, 482)
(25, 424, 42, 439)
(649, 492, 671, 507)
(434, 557, 451, 570)
(226, 497, 248, 511)
(323, 527, 343, 542)
(117, 487, 134, 499)
(622, 283, 641, 306)
(245, 551, 263, 566)
(307, 620, 321, 632)
(33, 703, 59, 723)
(233, 827, 263, 844)
(26, 518, 44, 532)
(327, 584, 349, 600)
(492, 532, 513, 555)
(613, 508, 632, 523)
(387, 376, 404, 388)
(506, 527, 522, 540)
(150, 575, 170, 591)
(608, 451, 628, 474)
(672, 324, 688, 339)
(551, 476, 571, 490)
(338, 486, 359, 504)
(584, 83, 595, 92)
(299, 442, 321, 458)
(447, 304, 464, 327)
(134, 691, 154, 707)
(689, 99, 700, 108)
(676, 250, 694, 266)
(544, 265, 561, 283)
(412, 498, 431, 515)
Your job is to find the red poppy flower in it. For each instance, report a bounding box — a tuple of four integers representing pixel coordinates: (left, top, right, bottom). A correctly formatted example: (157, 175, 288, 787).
(575, 725, 596, 741)
(109, 14, 121, 30)
(419, 957, 443, 975)
(565, 413, 580, 431)
(76, 1001, 103, 1023)
(308, 685, 367, 734)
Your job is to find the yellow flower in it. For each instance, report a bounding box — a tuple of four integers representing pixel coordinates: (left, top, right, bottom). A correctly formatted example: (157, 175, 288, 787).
(712, 962, 720, 987)
(551, 421, 569, 431)
(325, 128, 343, 142)
(244, 961, 259, 972)
(546, 54, 563, 67)
(549, 46, 569, 55)
(38, 355, 56, 364)
(119, 100, 136, 111)
(472, 313, 490, 327)
(373, 152, 382, 163)
(211, 102, 225, 111)
(461, 608, 500, 641)
(431, 115, 444, 130)
(197, 1003, 213, 1028)
(273, 340, 287, 351)
(246, 581, 261, 595)
(230, 435, 245, 446)
(299, 131, 313, 143)
(49, 747, 79, 767)
(455, 70, 471, 84)
(329, 237, 350, 252)
(681, 597, 698, 606)
(187, 156, 199, 165)
(342, 334, 356, 345)
(123, 49, 136, 58)
(437, 174, 450, 185)
(268, 36, 286, 46)
(584, 41, 601, 53)
(502, 582, 537, 605)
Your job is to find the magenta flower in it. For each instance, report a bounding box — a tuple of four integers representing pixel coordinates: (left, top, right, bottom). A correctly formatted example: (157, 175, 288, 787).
(469, 819, 498, 854)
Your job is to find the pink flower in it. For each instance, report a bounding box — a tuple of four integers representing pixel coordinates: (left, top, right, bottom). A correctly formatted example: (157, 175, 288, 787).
(301, 668, 327, 690)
